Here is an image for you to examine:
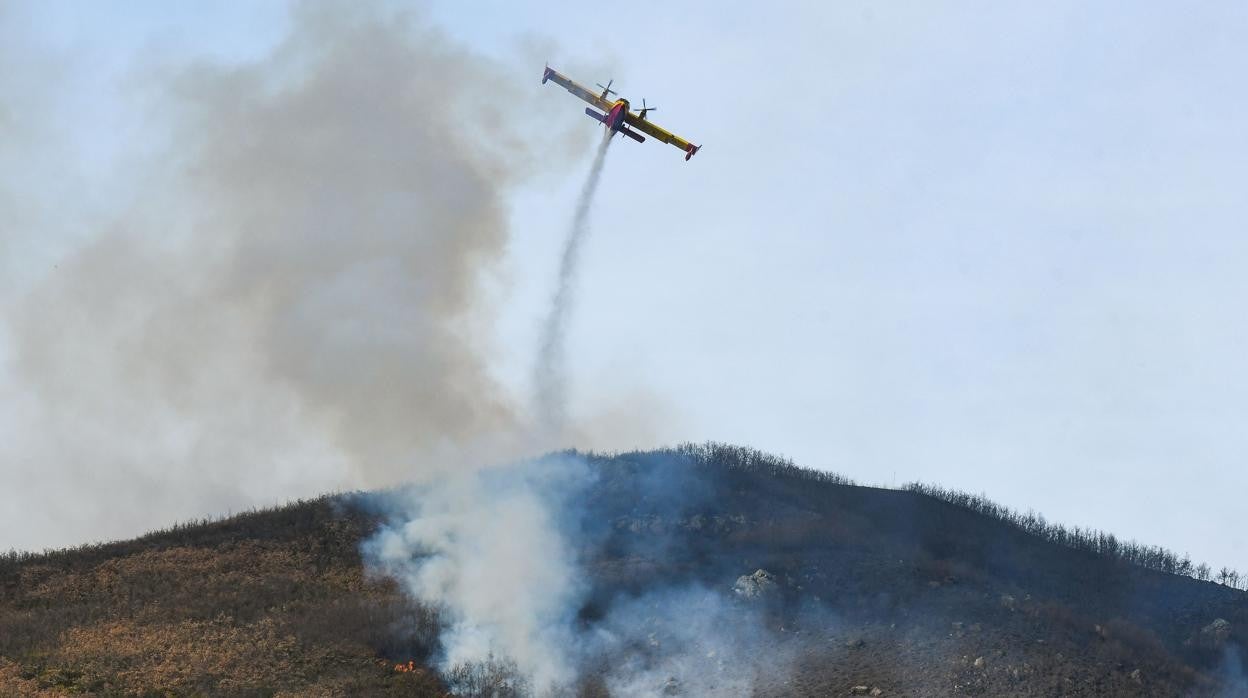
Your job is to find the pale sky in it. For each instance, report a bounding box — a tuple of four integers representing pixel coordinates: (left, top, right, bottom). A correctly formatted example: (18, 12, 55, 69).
(3, 2, 1246, 573)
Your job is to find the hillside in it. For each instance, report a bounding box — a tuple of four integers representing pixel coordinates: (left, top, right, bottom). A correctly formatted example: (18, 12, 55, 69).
(2, 445, 1245, 696)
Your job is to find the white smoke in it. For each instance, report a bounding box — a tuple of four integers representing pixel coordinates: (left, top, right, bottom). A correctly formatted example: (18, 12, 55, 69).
(597, 587, 795, 697)
(365, 456, 593, 692)
(362, 451, 801, 696)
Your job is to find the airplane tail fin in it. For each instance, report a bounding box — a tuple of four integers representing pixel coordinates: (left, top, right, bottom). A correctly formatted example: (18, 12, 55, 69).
(584, 107, 606, 123)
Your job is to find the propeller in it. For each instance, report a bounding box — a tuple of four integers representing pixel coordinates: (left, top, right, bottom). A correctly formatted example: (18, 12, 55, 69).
(596, 79, 617, 98)
(637, 98, 658, 119)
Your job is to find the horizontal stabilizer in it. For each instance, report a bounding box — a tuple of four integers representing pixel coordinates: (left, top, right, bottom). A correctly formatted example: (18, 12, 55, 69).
(584, 107, 606, 123)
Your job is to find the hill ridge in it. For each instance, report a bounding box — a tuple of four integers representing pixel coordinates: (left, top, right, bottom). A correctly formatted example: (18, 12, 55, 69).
(2, 444, 1245, 696)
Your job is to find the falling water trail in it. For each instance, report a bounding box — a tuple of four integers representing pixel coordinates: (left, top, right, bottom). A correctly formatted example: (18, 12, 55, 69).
(534, 133, 613, 438)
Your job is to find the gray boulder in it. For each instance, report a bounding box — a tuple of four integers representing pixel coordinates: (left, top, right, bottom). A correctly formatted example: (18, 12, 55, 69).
(733, 569, 779, 599)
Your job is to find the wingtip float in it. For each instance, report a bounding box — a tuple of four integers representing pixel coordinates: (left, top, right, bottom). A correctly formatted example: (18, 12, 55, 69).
(542, 65, 701, 161)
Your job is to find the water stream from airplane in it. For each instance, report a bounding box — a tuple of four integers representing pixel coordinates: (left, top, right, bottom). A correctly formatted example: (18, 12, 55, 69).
(534, 133, 613, 438)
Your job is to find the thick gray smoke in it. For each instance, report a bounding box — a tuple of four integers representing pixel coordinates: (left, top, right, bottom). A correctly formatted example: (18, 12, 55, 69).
(0, 3, 583, 550)
(534, 133, 613, 438)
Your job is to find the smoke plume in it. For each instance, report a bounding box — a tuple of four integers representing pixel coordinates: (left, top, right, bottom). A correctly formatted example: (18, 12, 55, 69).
(1217, 645, 1248, 698)
(363, 452, 798, 696)
(534, 133, 613, 438)
(365, 456, 592, 691)
(0, 3, 578, 550)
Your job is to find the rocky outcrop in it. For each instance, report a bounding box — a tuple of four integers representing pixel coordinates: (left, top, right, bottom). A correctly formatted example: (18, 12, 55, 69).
(733, 569, 778, 599)
(1199, 619, 1231, 650)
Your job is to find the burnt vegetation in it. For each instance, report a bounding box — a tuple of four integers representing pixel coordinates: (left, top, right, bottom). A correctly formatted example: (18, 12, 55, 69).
(3, 443, 1246, 696)
(903, 481, 1245, 589)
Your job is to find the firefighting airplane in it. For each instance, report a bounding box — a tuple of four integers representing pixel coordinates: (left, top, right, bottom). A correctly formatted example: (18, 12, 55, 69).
(542, 65, 701, 161)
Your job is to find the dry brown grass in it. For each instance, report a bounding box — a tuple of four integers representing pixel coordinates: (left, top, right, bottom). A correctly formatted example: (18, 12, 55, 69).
(0, 657, 57, 697)
(0, 498, 445, 696)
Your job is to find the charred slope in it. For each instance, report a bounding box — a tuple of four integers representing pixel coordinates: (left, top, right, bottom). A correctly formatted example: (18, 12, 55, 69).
(1, 445, 1244, 696)
(574, 446, 1248, 696)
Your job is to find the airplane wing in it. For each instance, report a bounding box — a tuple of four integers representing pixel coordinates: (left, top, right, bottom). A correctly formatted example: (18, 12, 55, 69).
(624, 112, 701, 160)
(542, 67, 612, 112)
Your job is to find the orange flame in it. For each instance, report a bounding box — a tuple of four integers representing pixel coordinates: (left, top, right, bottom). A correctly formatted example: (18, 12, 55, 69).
(394, 660, 418, 673)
